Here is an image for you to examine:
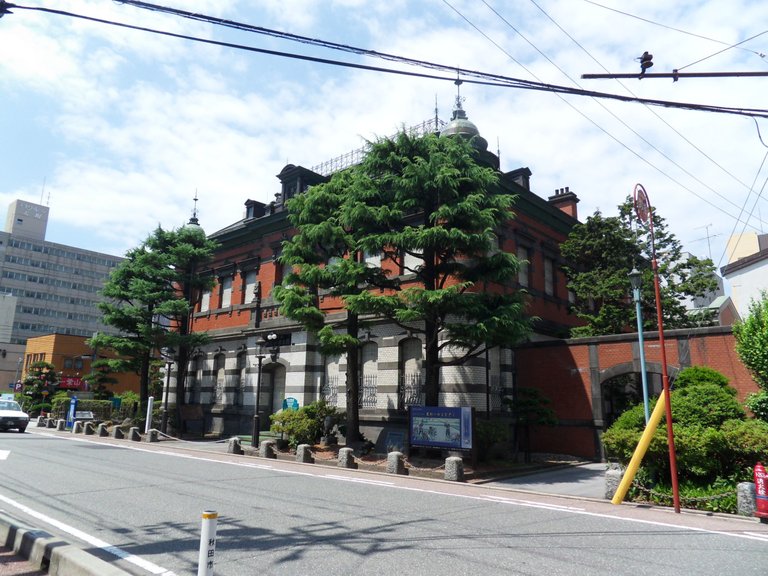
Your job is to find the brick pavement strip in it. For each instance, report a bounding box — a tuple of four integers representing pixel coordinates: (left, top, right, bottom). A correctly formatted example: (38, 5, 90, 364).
(0, 547, 46, 576)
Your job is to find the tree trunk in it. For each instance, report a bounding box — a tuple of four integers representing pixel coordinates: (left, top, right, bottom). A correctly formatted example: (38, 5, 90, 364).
(345, 311, 361, 443)
(139, 352, 151, 413)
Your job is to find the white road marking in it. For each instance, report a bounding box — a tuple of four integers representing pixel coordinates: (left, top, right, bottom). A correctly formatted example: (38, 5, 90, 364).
(0, 450, 10, 460)
(0, 492, 177, 575)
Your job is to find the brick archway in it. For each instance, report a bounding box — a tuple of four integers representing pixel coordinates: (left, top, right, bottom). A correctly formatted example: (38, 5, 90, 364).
(515, 325, 757, 460)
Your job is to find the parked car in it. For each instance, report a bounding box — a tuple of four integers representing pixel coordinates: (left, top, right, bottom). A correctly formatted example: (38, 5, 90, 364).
(0, 400, 29, 433)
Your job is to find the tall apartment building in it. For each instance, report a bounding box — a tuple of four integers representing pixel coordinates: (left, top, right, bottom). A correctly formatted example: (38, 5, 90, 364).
(0, 199, 123, 384)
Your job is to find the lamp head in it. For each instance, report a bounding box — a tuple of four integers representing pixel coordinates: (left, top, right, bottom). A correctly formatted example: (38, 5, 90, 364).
(628, 268, 642, 291)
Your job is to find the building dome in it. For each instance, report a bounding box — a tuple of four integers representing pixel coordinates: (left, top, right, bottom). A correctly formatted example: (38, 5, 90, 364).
(439, 91, 498, 169)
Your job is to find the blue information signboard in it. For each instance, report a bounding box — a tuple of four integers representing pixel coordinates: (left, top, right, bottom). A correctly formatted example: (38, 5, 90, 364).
(409, 406, 473, 451)
(66, 397, 78, 429)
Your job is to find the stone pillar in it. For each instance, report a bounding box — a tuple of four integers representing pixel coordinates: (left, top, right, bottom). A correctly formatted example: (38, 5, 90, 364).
(227, 437, 244, 455)
(737, 482, 757, 517)
(111, 426, 124, 439)
(296, 444, 314, 464)
(46, 418, 56, 429)
(84, 422, 95, 436)
(387, 451, 407, 475)
(97, 423, 109, 437)
(605, 462, 623, 500)
(444, 456, 465, 482)
(337, 447, 358, 469)
(128, 427, 142, 442)
(56, 420, 66, 431)
(259, 439, 277, 459)
(36, 416, 46, 427)
(72, 421, 83, 434)
(144, 429, 159, 443)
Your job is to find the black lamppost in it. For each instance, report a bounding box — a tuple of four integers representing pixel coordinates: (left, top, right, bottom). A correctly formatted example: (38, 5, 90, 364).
(160, 347, 175, 434)
(252, 339, 266, 448)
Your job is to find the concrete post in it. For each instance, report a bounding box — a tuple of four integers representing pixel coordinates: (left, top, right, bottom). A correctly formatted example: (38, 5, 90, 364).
(72, 421, 83, 434)
(605, 463, 623, 500)
(337, 447, 358, 469)
(737, 482, 757, 517)
(97, 423, 109, 437)
(259, 440, 277, 459)
(227, 437, 243, 455)
(46, 418, 56, 429)
(296, 444, 314, 464)
(444, 456, 465, 482)
(56, 420, 66, 431)
(387, 451, 407, 475)
(129, 427, 142, 442)
(36, 416, 46, 427)
(111, 426, 124, 439)
(144, 429, 159, 443)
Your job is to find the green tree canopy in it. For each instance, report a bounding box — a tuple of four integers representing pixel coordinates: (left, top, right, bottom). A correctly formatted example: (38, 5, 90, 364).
(341, 131, 531, 406)
(92, 225, 218, 411)
(561, 197, 718, 336)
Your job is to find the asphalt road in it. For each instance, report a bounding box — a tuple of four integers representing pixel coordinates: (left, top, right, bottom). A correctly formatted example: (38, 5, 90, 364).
(0, 430, 766, 576)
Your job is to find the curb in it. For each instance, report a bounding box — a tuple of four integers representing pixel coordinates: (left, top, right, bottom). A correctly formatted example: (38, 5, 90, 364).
(0, 511, 131, 576)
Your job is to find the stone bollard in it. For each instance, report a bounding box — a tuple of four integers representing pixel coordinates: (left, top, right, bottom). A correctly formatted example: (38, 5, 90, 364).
(605, 462, 623, 500)
(227, 437, 244, 455)
(84, 422, 96, 436)
(444, 456, 465, 482)
(46, 418, 56, 429)
(737, 482, 757, 517)
(56, 419, 66, 431)
(387, 451, 407, 475)
(144, 429, 159, 443)
(97, 423, 109, 437)
(259, 439, 277, 459)
(296, 444, 315, 464)
(337, 447, 358, 469)
(111, 426, 124, 439)
(36, 416, 46, 427)
(128, 427, 142, 442)
(72, 421, 84, 434)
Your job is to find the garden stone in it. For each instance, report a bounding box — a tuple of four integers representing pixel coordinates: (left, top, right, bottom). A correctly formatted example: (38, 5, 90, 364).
(605, 462, 623, 500)
(227, 437, 243, 455)
(737, 482, 756, 517)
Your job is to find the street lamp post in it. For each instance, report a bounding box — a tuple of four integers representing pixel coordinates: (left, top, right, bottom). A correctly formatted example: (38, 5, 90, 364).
(628, 268, 650, 424)
(252, 339, 266, 448)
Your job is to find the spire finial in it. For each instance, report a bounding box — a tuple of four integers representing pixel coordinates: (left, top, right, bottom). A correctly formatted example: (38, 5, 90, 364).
(188, 190, 200, 226)
(451, 75, 467, 121)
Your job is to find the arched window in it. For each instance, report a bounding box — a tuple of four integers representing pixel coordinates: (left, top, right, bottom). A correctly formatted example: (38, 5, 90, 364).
(214, 353, 226, 405)
(235, 352, 246, 407)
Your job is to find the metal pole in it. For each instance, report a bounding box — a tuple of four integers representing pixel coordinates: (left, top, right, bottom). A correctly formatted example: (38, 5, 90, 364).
(633, 287, 650, 424)
(145, 396, 154, 434)
(252, 355, 264, 448)
(161, 360, 172, 434)
(652, 254, 681, 513)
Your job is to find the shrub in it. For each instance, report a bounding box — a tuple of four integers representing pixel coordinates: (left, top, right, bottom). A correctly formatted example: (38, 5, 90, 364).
(673, 365, 730, 390)
(270, 400, 344, 449)
(721, 418, 768, 473)
(670, 384, 744, 428)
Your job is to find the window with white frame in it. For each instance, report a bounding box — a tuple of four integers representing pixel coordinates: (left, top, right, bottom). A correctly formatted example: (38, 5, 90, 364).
(221, 276, 233, 308)
(244, 270, 258, 302)
(200, 290, 211, 312)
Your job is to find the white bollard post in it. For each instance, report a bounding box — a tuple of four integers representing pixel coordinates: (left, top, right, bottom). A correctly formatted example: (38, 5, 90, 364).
(145, 396, 154, 434)
(197, 510, 218, 576)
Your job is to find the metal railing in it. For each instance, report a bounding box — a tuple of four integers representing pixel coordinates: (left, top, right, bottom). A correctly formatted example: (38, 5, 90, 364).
(359, 374, 377, 409)
(322, 375, 339, 406)
(399, 372, 423, 409)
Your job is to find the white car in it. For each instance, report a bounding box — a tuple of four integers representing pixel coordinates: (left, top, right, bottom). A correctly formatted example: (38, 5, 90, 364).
(0, 400, 29, 433)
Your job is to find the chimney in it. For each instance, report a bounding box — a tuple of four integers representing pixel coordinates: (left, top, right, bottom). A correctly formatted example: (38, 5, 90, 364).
(548, 186, 580, 219)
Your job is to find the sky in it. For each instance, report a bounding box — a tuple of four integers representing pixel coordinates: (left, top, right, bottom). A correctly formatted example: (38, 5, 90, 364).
(2, 0, 768, 289)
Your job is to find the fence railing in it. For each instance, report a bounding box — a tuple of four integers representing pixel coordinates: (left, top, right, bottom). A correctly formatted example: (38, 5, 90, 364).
(322, 375, 339, 406)
(399, 372, 423, 410)
(359, 374, 377, 409)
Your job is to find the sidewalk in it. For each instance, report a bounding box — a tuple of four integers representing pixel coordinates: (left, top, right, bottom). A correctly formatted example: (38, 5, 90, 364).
(0, 548, 45, 576)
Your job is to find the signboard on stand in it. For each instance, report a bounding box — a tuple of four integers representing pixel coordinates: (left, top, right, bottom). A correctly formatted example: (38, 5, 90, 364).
(408, 406, 474, 451)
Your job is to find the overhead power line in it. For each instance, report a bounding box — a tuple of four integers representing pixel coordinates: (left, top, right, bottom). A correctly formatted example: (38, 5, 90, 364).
(7, 2, 768, 120)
